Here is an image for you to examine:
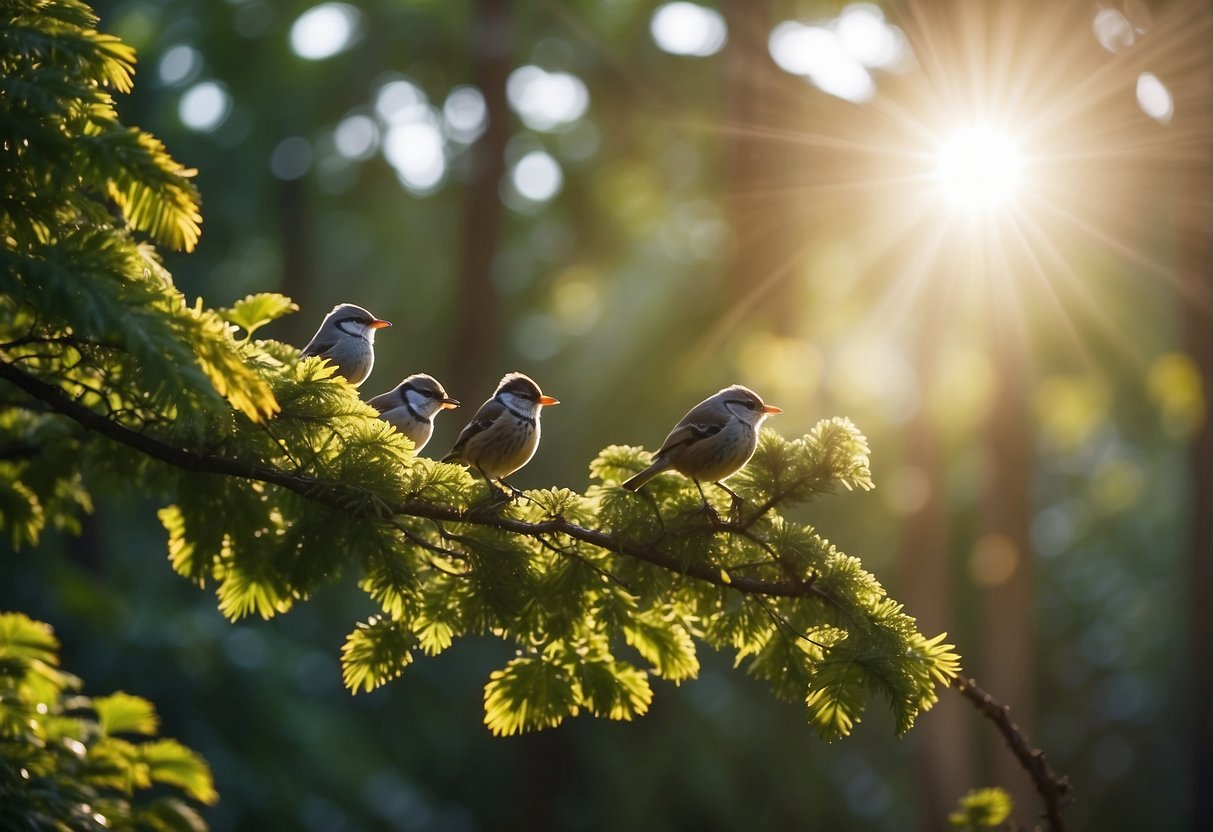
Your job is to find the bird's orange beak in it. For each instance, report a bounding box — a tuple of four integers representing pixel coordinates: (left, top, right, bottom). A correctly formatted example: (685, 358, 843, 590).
(369, 319, 392, 329)
(538, 395, 560, 406)
(762, 404, 783, 414)
(441, 397, 460, 409)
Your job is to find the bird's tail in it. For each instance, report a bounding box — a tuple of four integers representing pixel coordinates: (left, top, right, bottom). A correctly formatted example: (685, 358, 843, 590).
(621, 458, 670, 491)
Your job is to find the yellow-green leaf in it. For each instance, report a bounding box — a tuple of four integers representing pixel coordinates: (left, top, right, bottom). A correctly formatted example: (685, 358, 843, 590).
(95, 692, 158, 737)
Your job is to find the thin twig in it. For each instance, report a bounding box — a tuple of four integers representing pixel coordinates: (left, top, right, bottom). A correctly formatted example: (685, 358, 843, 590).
(751, 595, 828, 649)
(535, 533, 635, 592)
(952, 676, 1072, 832)
(390, 519, 470, 564)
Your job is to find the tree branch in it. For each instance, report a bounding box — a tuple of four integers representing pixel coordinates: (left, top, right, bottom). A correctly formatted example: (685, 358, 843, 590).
(951, 676, 1072, 832)
(0, 359, 825, 600)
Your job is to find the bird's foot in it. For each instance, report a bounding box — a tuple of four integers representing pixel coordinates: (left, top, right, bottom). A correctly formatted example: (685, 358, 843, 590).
(499, 480, 538, 505)
(471, 483, 513, 511)
(698, 500, 723, 526)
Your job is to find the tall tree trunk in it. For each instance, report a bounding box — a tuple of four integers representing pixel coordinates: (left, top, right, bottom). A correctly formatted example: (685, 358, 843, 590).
(277, 176, 316, 344)
(900, 300, 972, 827)
(721, 0, 797, 334)
(979, 313, 1036, 825)
(1177, 3, 1213, 828)
(447, 0, 512, 396)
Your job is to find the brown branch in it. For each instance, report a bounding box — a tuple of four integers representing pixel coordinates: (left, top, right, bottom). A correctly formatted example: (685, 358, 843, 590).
(952, 676, 1072, 832)
(0, 359, 825, 601)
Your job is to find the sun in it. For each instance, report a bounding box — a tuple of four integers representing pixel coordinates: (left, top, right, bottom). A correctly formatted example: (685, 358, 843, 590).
(934, 125, 1023, 212)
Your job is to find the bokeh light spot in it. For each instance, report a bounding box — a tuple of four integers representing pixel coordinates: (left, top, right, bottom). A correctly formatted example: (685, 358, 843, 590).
(1090, 458, 1144, 514)
(551, 267, 602, 335)
(376, 79, 429, 124)
(444, 85, 487, 143)
(835, 4, 905, 69)
(769, 22, 875, 103)
(512, 151, 563, 203)
(334, 114, 378, 160)
(158, 44, 200, 86)
(1136, 72, 1174, 124)
(178, 81, 231, 132)
(1034, 375, 1109, 450)
(383, 121, 446, 194)
(969, 534, 1019, 586)
(270, 136, 312, 180)
(1031, 506, 1075, 558)
(290, 3, 361, 60)
(650, 3, 727, 57)
(506, 67, 589, 132)
(1092, 8, 1136, 53)
(1146, 352, 1205, 438)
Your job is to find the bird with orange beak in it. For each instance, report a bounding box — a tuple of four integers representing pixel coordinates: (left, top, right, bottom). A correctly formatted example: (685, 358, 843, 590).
(442, 372, 559, 497)
(622, 384, 782, 515)
(366, 373, 460, 453)
(299, 302, 392, 387)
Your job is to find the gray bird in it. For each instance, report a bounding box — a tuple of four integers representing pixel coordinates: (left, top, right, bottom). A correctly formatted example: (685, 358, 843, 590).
(442, 372, 559, 496)
(366, 373, 460, 453)
(622, 384, 782, 513)
(300, 303, 391, 387)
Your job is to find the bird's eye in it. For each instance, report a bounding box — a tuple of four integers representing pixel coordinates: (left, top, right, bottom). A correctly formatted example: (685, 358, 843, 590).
(748, 400, 759, 410)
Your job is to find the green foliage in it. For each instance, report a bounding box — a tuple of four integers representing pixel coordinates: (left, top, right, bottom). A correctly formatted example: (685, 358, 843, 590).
(1, 1, 197, 251)
(0, 1, 276, 432)
(219, 294, 300, 341)
(948, 787, 1014, 830)
(0, 612, 216, 831)
(341, 616, 416, 694)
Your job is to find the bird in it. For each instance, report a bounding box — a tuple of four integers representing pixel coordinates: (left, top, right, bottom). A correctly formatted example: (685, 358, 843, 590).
(622, 384, 782, 516)
(299, 302, 391, 387)
(365, 373, 460, 453)
(441, 372, 559, 498)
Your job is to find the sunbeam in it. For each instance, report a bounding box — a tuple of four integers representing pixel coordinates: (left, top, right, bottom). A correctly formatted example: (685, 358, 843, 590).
(935, 125, 1022, 211)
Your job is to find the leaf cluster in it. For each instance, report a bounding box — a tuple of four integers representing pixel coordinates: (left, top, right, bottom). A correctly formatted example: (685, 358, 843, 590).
(0, 612, 217, 832)
(948, 787, 1014, 831)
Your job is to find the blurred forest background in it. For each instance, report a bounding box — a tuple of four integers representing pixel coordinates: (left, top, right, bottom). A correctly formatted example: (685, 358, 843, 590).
(3, 0, 1211, 829)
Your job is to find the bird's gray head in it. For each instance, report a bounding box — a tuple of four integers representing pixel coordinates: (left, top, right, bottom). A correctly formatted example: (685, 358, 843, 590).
(321, 303, 392, 343)
(494, 372, 559, 414)
(716, 384, 782, 425)
(399, 373, 460, 419)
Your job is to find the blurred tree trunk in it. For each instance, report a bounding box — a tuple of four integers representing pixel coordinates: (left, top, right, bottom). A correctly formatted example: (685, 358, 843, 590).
(900, 302, 972, 827)
(277, 177, 317, 344)
(721, 0, 797, 334)
(978, 321, 1036, 824)
(447, 0, 512, 395)
(1176, 2, 1213, 827)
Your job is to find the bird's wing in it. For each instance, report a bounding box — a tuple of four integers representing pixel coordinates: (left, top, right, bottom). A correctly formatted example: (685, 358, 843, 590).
(443, 399, 504, 460)
(365, 390, 398, 411)
(300, 338, 336, 358)
(653, 399, 730, 456)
